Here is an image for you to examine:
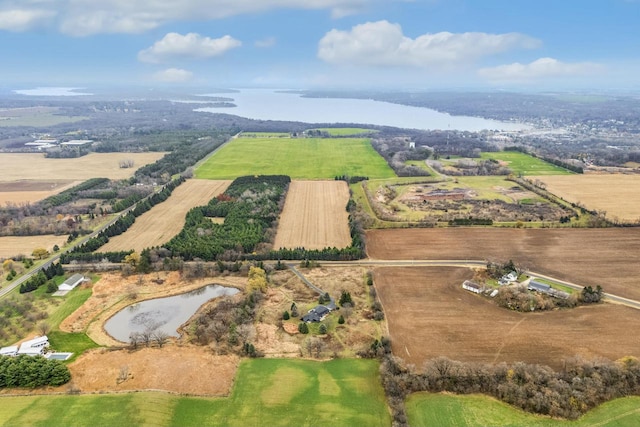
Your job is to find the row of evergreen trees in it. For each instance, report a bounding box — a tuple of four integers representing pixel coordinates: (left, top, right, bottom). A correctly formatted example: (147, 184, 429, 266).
(67, 177, 185, 256)
(0, 355, 71, 388)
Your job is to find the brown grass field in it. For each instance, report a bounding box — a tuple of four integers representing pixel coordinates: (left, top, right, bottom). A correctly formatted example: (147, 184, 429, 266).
(0, 179, 79, 205)
(101, 179, 230, 253)
(366, 228, 640, 301)
(375, 267, 640, 370)
(533, 174, 640, 222)
(0, 235, 66, 258)
(0, 152, 166, 206)
(0, 153, 166, 181)
(274, 180, 351, 250)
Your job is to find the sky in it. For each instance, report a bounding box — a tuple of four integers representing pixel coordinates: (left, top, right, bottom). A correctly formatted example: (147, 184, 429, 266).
(1, 0, 639, 91)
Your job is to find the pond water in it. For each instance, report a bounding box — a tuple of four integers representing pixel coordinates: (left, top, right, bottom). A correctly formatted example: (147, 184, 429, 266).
(104, 284, 239, 342)
(195, 89, 530, 132)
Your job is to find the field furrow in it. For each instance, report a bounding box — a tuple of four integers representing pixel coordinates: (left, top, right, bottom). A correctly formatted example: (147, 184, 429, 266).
(102, 179, 230, 252)
(274, 180, 351, 250)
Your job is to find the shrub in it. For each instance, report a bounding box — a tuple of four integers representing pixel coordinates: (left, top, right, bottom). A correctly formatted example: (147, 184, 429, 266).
(283, 311, 290, 320)
(298, 322, 309, 334)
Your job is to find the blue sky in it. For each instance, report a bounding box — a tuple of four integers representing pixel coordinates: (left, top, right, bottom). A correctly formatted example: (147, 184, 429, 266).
(1, 0, 639, 91)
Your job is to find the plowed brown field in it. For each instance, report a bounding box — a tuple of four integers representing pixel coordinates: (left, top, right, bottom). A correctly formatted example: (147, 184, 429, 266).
(366, 228, 640, 300)
(375, 267, 640, 370)
(533, 174, 640, 222)
(102, 179, 230, 252)
(274, 180, 351, 250)
(0, 179, 79, 205)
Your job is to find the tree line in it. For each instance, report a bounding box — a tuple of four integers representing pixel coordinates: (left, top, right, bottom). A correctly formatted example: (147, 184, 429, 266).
(379, 352, 640, 424)
(0, 355, 71, 388)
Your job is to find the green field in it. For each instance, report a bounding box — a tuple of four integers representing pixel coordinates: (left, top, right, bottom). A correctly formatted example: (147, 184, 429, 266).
(195, 137, 395, 179)
(406, 393, 640, 427)
(311, 127, 378, 136)
(480, 152, 573, 176)
(0, 359, 390, 427)
(241, 132, 291, 137)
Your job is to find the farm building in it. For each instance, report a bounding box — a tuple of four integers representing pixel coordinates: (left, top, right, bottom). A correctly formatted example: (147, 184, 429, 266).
(58, 274, 86, 292)
(0, 346, 18, 357)
(14, 335, 49, 357)
(528, 280, 552, 294)
(462, 280, 483, 294)
(527, 280, 570, 299)
(302, 305, 332, 323)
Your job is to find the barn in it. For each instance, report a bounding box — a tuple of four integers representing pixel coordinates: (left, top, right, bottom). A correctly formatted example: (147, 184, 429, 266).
(462, 280, 483, 294)
(58, 274, 86, 292)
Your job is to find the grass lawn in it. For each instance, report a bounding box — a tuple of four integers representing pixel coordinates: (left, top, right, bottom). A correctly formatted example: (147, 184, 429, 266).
(0, 359, 390, 427)
(195, 137, 395, 179)
(241, 132, 291, 137)
(406, 393, 640, 427)
(311, 127, 378, 136)
(480, 152, 573, 176)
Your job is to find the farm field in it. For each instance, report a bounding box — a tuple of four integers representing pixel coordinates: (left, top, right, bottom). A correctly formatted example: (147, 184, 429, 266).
(101, 179, 231, 252)
(406, 393, 640, 427)
(480, 151, 573, 175)
(195, 136, 395, 179)
(0, 235, 66, 258)
(0, 107, 88, 127)
(311, 127, 378, 136)
(274, 180, 351, 250)
(374, 267, 640, 370)
(0, 179, 79, 205)
(0, 152, 166, 181)
(532, 174, 640, 223)
(366, 228, 640, 301)
(0, 359, 390, 427)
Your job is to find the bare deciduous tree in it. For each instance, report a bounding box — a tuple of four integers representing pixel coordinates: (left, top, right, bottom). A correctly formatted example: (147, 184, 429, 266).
(153, 330, 169, 348)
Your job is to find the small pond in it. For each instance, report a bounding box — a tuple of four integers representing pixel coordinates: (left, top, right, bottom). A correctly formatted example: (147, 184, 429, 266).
(104, 284, 239, 342)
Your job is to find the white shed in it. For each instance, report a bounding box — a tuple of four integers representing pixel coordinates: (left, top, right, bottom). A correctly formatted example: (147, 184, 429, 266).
(21, 335, 49, 349)
(58, 274, 86, 292)
(0, 346, 18, 357)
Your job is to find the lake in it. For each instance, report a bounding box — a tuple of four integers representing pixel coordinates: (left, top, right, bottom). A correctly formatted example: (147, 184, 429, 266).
(195, 89, 529, 131)
(104, 284, 239, 342)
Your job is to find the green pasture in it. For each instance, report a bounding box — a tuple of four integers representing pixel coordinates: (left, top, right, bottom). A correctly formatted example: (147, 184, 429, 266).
(241, 132, 291, 138)
(311, 127, 378, 136)
(406, 393, 640, 427)
(480, 152, 573, 176)
(0, 359, 390, 427)
(0, 113, 88, 128)
(195, 137, 395, 179)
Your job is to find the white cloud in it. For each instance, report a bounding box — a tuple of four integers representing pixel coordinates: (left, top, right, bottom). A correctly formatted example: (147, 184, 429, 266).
(0, 0, 371, 36)
(255, 37, 276, 48)
(478, 57, 604, 83)
(138, 32, 241, 63)
(0, 8, 55, 31)
(152, 68, 194, 82)
(318, 20, 540, 68)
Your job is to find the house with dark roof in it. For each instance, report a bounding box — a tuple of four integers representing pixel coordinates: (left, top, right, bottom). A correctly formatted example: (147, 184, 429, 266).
(528, 280, 551, 294)
(302, 305, 331, 323)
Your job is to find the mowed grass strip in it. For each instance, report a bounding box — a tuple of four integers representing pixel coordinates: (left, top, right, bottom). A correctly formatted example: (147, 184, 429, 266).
(406, 393, 640, 427)
(195, 137, 395, 179)
(171, 358, 391, 427)
(0, 359, 390, 427)
(480, 151, 573, 175)
(311, 127, 378, 136)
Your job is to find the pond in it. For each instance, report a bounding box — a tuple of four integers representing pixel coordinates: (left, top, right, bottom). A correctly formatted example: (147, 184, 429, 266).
(104, 284, 239, 342)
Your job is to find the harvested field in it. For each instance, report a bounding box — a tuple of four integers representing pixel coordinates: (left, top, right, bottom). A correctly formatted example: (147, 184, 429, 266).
(375, 267, 640, 370)
(366, 228, 640, 301)
(67, 347, 238, 395)
(274, 181, 351, 250)
(0, 235, 66, 258)
(101, 179, 230, 252)
(0, 152, 166, 181)
(533, 174, 640, 222)
(0, 179, 80, 205)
